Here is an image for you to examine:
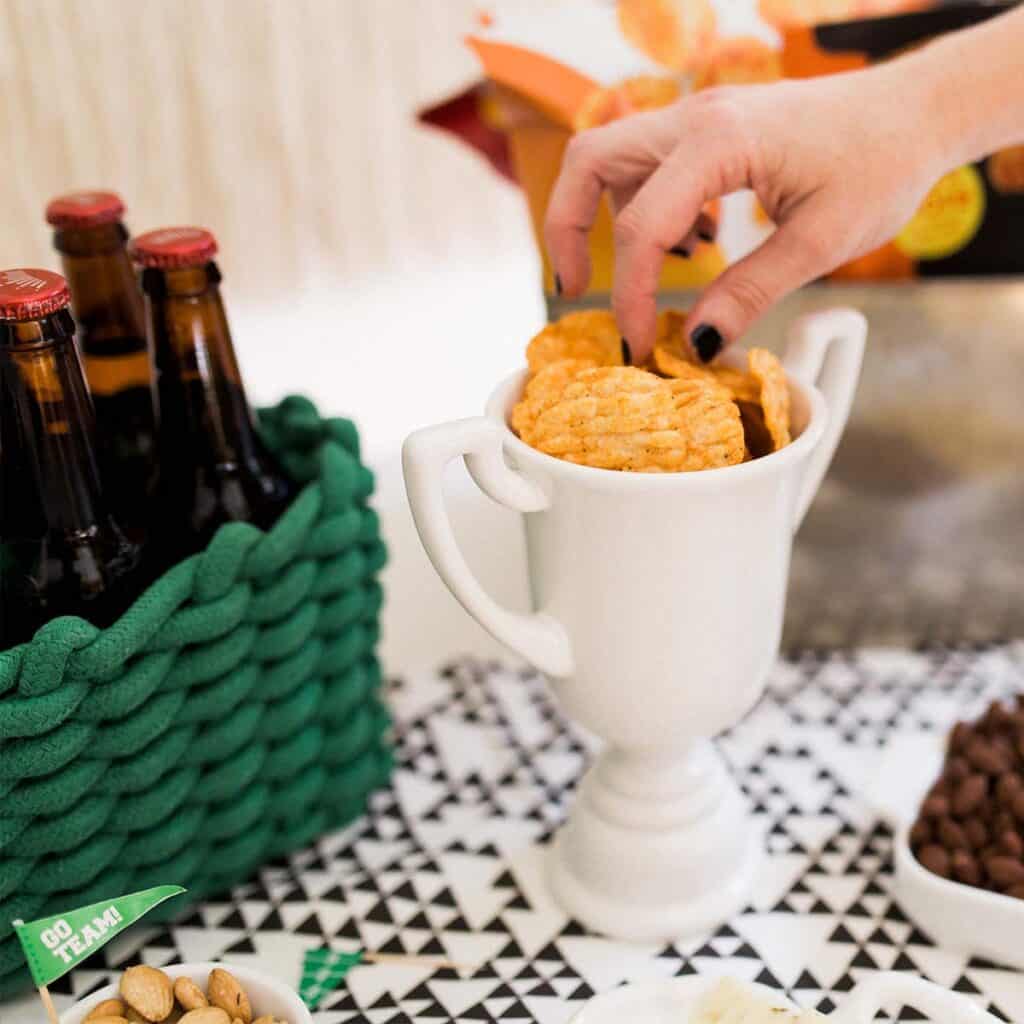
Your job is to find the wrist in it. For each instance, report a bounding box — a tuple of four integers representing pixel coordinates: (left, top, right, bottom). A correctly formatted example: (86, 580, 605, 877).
(900, 9, 1024, 170)
(889, 39, 978, 175)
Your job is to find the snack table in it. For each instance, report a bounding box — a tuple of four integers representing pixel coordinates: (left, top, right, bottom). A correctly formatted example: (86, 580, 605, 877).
(6, 267, 1024, 1022)
(6, 648, 1024, 1023)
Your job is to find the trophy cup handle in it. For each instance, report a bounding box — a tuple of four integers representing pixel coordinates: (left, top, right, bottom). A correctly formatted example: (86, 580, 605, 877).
(783, 307, 867, 531)
(403, 417, 573, 679)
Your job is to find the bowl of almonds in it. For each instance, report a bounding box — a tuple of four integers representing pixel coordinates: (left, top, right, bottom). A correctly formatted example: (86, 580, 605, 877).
(60, 964, 310, 1024)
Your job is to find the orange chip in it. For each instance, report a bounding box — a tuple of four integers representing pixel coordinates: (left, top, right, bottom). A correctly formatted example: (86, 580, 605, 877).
(748, 348, 791, 451)
(574, 88, 629, 133)
(517, 309, 786, 472)
(525, 366, 744, 472)
(712, 365, 761, 405)
(525, 310, 623, 375)
(656, 308, 688, 341)
(651, 308, 697, 376)
(757, 0, 859, 27)
(652, 310, 760, 404)
(617, 0, 717, 73)
(760, 0, 927, 25)
(857, 0, 929, 14)
(511, 358, 595, 444)
(692, 38, 782, 90)
(988, 146, 1024, 194)
(620, 76, 682, 111)
(574, 75, 681, 132)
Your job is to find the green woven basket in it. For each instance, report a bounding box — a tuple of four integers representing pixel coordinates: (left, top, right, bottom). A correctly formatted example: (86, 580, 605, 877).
(0, 396, 392, 999)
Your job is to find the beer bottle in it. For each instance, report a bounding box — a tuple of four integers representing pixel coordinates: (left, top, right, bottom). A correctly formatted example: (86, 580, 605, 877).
(130, 228, 294, 558)
(46, 190, 158, 538)
(0, 269, 142, 648)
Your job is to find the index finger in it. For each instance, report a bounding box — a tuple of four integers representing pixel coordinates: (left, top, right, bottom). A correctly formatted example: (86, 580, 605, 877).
(544, 108, 683, 297)
(612, 103, 756, 357)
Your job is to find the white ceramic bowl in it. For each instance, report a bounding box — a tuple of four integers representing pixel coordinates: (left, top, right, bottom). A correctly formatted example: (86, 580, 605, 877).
(893, 822, 1024, 970)
(570, 974, 1000, 1024)
(60, 963, 311, 1024)
(865, 733, 1024, 970)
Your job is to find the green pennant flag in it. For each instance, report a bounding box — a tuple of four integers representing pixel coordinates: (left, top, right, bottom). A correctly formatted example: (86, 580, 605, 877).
(299, 947, 365, 1009)
(13, 885, 186, 988)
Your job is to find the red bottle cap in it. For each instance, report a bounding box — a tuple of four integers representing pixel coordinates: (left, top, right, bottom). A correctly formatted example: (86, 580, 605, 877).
(45, 190, 126, 228)
(0, 269, 71, 322)
(130, 227, 218, 269)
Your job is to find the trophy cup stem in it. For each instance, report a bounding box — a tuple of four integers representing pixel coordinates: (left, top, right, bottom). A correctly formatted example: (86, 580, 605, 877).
(547, 739, 761, 942)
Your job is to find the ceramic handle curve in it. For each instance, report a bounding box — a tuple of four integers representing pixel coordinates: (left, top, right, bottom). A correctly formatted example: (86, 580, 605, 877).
(834, 971, 1001, 1024)
(402, 417, 573, 678)
(784, 307, 866, 531)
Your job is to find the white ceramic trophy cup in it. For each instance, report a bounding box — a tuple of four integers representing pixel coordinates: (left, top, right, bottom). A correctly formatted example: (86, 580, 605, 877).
(403, 309, 866, 941)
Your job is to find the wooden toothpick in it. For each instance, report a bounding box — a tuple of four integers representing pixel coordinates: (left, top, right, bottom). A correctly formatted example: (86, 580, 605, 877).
(362, 952, 473, 971)
(37, 985, 59, 1024)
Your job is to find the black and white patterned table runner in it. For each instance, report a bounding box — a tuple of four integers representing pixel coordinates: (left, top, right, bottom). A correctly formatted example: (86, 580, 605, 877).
(12, 647, 1024, 1023)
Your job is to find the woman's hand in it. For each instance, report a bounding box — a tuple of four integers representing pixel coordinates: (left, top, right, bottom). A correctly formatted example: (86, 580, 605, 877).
(544, 61, 958, 362)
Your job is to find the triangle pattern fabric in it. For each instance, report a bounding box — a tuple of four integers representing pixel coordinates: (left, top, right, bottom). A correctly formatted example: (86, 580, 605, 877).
(14, 651, 1024, 1024)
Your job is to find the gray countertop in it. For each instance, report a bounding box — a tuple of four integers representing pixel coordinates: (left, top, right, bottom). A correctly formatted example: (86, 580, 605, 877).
(554, 280, 1024, 649)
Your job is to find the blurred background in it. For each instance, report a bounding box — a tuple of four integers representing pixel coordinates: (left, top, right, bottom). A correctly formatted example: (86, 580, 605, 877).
(4, 0, 1022, 669)
(2, 1, 526, 290)
(0, 0, 545, 435)
(1, 0, 553, 673)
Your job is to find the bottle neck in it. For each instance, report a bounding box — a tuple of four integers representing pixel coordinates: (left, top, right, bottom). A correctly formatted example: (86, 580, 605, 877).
(0, 309, 109, 534)
(142, 262, 258, 468)
(54, 223, 149, 388)
(55, 223, 145, 337)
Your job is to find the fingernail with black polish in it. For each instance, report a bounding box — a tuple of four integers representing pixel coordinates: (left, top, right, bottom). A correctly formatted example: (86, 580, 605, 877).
(669, 245, 691, 258)
(554, 273, 563, 296)
(620, 338, 632, 365)
(691, 324, 723, 363)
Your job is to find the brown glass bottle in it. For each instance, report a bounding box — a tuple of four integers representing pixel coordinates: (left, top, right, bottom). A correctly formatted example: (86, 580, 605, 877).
(46, 191, 158, 539)
(131, 227, 294, 560)
(0, 269, 142, 648)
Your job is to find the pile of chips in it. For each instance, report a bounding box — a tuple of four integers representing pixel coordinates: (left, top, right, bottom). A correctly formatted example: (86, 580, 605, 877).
(511, 309, 791, 473)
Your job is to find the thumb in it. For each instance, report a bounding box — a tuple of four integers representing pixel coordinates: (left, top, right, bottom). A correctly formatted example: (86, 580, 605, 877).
(685, 215, 833, 361)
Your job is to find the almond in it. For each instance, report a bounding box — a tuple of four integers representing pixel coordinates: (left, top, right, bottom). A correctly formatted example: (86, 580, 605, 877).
(84, 1017, 129, 1024)
(121, 967, 175, 1023)
(174, 978, 208, 1012)
(86, 1002, 127, 1022)
(179, 1009, 230, 1024)
(207, 970, 251, 1024)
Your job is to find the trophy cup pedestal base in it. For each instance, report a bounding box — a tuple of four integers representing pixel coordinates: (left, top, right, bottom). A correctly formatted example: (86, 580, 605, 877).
(547, 740, 761, 942)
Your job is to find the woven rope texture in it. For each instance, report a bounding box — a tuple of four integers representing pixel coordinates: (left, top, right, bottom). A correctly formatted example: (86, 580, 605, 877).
(0, 396, 391, 999)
